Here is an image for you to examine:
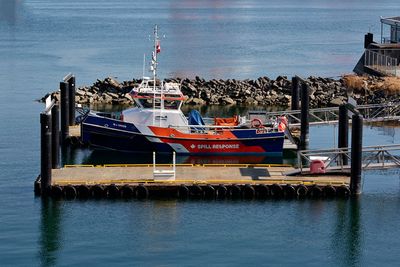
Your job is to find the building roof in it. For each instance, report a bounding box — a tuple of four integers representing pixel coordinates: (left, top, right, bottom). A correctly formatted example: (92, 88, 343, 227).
(381, 16, 400, 26)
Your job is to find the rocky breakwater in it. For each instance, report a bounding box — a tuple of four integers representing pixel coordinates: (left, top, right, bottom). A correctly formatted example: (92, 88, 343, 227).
(42, 75, 400, 108)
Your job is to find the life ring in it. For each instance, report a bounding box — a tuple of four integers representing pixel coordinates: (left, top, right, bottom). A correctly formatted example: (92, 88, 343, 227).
(251, 118, 263, 128)
(277, 116, 288, 132)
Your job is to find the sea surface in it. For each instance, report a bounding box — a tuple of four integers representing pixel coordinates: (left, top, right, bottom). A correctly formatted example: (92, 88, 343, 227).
(1, 0, 400, 266)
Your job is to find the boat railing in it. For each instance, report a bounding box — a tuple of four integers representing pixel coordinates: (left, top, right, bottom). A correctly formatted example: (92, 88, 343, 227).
(168, 123, 279, 135)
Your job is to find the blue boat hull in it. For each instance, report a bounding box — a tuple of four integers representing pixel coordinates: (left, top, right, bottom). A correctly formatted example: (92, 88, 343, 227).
(81, 115, 285, 155)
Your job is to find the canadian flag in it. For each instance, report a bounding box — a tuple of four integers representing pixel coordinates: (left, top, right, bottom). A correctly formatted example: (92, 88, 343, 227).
(156, 40, 161, 53)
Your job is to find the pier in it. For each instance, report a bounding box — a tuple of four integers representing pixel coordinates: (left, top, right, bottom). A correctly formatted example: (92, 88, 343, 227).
(35, 74, 400, 200)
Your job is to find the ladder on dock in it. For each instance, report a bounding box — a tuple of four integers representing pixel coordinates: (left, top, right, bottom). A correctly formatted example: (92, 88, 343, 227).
(250, 102, 400, 126)
(153, 152, 176, 180)
(295, 144, 400, 174)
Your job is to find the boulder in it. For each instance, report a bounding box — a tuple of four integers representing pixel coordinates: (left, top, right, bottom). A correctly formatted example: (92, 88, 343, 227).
(329, 96, 346, 106)
(221, 97, 236, 105)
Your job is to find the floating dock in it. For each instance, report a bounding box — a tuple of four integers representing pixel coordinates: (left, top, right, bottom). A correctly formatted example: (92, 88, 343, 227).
(35, 163, 350, 199)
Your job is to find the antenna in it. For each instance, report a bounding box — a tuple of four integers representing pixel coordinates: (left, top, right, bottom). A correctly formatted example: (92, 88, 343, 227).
(142, 53, 146, 78)
(369, 25, 373, 33)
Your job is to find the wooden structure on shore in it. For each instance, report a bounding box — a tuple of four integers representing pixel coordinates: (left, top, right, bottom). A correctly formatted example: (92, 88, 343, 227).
(354, 16, 400, 77)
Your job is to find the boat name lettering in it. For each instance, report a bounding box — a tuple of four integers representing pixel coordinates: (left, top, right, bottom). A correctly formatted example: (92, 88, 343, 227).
(196, 144, 240, 149)
(112, 123, 127, 128)
(256, 129, 268, 134)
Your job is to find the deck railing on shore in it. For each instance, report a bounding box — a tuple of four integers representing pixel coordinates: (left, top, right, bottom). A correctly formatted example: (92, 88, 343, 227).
(364, 49, 399, 76)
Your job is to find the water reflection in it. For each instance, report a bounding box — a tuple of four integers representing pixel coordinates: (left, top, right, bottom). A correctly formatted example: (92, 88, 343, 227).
(332, 199, 362, 266)
(0, 0, 22, 24)
(38, 199, 62, 267)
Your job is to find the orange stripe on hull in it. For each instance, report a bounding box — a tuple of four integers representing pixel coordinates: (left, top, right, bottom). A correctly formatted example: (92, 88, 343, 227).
(148, 126, 237, 140)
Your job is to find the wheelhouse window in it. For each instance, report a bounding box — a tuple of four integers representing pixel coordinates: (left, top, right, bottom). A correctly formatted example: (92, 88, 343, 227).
(138, 98, 155, 108)
(164, 100, 181, 109)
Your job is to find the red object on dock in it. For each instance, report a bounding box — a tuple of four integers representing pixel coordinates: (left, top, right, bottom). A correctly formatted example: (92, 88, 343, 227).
(310, 160, 326, 174)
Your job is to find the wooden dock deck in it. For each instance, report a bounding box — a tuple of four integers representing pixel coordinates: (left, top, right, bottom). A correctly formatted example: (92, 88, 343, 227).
(52, 164, 349, 186)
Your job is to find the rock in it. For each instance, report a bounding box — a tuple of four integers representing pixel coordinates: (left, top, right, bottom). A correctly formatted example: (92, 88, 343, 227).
(245, 97, 258, 105)
(124, 93, 133, 101)
(329, 97, 346, 106)
(188, 97, 205, 105)
(185, 83, 197, 93)
(76, 89, 86, 96)
(222, 97, 235, 105)
(107, 77, 122, 89)
(255, 96, 264, 102)
(107, 92, 119, 99)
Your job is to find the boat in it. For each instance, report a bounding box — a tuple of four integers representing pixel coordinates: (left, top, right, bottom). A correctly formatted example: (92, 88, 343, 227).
(81, 25, 286, 155)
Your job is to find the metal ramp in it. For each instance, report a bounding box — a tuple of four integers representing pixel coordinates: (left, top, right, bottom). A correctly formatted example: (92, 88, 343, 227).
(249, 102, 400, 126)
(292, 144, 400, 174)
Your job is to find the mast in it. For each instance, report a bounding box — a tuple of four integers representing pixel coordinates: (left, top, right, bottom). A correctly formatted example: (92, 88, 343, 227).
(151, 25, 159, 126)
(150, 24, 163, 127)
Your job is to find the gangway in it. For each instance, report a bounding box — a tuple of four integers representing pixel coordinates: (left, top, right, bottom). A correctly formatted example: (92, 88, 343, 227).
(249, 102, 400, 126)
(294, 144, 400, 174)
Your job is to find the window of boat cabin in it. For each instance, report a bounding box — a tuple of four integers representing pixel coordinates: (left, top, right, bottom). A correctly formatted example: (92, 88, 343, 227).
(135, 92, 182, 110)
(164, 99, 181, 109)
(138, 98, 154, 108)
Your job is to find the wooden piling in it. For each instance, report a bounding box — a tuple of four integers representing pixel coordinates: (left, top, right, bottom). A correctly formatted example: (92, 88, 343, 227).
(338, 105, 349, 166)
(350, 114, 363, 195)
(68, 76, 76, 126)
(51, 104, 60, 169)
(40, 113, 52, 196)
(291, 76, 300, 111)
(300, 83, 309, 150)
(60, 81, 69, 143)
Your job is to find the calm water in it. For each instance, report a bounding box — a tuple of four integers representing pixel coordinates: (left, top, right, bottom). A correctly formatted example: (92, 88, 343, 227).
(1, 0, 400, 266)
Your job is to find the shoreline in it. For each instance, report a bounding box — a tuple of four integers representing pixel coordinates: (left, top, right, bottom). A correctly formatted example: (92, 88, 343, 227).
(41, 75, 400, 108)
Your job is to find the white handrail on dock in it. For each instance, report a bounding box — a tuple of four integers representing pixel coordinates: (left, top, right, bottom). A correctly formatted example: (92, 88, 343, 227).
(153, 151, 176, 180)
